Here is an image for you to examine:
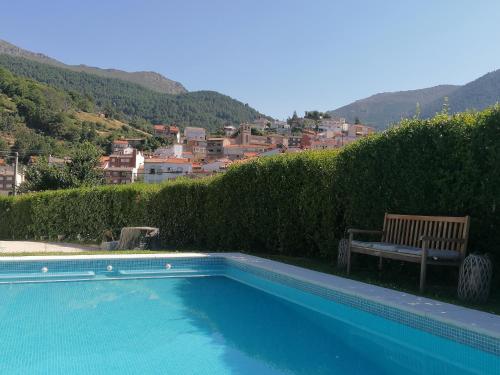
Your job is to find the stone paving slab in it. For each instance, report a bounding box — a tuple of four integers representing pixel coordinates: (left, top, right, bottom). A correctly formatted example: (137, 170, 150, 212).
(0, 241, 98, 253)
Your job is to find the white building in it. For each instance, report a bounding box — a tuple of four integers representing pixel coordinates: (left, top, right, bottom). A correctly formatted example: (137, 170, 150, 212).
(154, 144, 184, 159)
(201, 158, 232, 173)
(0, 164, 24, 196)
(184, 127, 206, 142)
(223, 125, 237, 137)
(318, 118, 348, 133)
(269, 120, 291, 135)
(143, 158, 192, 183)
(252, 118, 270, 131)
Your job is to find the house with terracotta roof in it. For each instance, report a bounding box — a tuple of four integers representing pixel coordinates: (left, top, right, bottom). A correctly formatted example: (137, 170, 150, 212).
(201, 158, 232, 173)
(104, 148, 144, 184)
(347, 124, 375, 137)
(143, 158, 192, 183)
(223, 144, 273, 160)
(112, 139, 130, 153)
(206, 137, 230, 159)
(184, 127, 206, 142)
(153, 125, 180, 142)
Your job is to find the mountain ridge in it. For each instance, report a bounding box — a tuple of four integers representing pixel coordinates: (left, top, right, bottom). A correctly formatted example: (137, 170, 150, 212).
(0, 53, 265, 132)
(328, 69, 500, 130)
(0, 39, 187, 95)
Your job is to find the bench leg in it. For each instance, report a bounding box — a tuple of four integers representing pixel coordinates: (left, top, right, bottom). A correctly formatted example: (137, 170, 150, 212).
(378, 257, 383, 271)
(346, 248, 352, 275)
(347, 234, 353, 275)
(420, 247, 428, 293)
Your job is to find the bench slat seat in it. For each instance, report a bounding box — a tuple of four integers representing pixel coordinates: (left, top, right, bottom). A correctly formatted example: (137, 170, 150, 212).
(347, 213, 470, 292)
(351, 241, 461, 260)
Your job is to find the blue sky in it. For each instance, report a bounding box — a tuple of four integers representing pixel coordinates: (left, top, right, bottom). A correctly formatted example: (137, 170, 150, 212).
(1, 0, 500, 119)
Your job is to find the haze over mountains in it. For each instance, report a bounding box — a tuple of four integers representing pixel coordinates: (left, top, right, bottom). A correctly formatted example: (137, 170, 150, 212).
(0, 39, 187, 95)
(328, 69, 500, 130)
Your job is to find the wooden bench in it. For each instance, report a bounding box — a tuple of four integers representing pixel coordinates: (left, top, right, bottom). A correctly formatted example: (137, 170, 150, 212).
(347, 214, 470, 292)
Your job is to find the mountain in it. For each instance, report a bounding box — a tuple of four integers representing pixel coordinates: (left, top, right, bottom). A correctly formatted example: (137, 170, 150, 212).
(421, 69, 500, 119)
(0, 39, 187, 95)
(328, 69, 500, 130)
(328, 85, 460, 130)
(0, 66, 148, 158)
(0, 54, 265, 132)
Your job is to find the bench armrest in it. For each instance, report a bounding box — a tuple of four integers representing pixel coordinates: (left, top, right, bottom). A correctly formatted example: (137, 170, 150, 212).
(419, 235, 466, 244)
(347, 229, 384, 239)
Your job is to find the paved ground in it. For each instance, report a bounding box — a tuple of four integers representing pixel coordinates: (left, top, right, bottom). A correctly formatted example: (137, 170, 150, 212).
(0, 241, 98, 253)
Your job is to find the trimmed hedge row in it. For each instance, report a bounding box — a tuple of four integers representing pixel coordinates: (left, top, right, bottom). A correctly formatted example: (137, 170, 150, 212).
(0, 184, 160, 241)
(1, 107, 499, 265)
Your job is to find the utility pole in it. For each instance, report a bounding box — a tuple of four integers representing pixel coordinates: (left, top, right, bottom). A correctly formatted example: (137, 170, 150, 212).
(13, 152, 18, 196)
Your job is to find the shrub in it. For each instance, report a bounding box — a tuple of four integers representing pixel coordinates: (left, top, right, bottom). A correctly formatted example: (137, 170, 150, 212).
(0, 107, 499, 267)
(0, 184, 159, 241)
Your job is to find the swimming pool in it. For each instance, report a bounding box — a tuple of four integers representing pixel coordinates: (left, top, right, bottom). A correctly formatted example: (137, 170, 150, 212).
(0, 253, 498, 374)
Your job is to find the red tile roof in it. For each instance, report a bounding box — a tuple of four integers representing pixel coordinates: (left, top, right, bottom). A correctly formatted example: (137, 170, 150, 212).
(113, 140, 129, 144)
(145, 158, 191, 164)
(243, 152, 259, 158)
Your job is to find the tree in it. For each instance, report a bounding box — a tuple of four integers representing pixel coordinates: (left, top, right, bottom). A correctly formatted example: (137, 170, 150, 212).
(305, 110, 329, 132)
(354, 117, 361, 124)
(0, 137, 8, 151)
(20, 158, 72, 192)
(66, 142, 104, 187)
(20, 142, 103, 192)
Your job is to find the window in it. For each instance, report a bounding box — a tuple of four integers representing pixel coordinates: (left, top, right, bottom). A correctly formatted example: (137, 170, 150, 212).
(149, 168, 156, 175)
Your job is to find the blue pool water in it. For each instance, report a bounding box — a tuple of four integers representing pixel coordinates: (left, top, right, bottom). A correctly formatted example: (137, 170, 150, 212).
(0, 274, 497, 375)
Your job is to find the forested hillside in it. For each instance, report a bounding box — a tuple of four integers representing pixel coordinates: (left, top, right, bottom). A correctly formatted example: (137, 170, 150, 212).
(328, 85, 460, 130)
(329, 68, 500, 130)
(0, 67, 148, 159)
(0, 54, 265, 132)
(0, 39, 187, 94)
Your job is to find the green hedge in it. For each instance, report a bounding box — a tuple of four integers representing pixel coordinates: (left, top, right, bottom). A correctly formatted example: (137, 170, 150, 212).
(0, 184, 160, 241)
(1, 107, 499, 265)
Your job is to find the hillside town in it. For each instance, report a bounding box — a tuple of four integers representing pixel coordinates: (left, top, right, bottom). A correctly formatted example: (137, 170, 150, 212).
(0, 116, 374, 194)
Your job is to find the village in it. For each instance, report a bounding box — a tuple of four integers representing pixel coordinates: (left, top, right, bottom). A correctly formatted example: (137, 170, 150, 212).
(0, 116, 374, 192)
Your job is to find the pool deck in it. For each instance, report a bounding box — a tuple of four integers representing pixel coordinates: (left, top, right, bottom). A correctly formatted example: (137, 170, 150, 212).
(0, 251, 499, 350)
(0, 241, 96, 253)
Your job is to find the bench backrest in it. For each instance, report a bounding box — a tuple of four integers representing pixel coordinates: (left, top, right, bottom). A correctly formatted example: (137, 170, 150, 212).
(382, 214, 470, 257)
